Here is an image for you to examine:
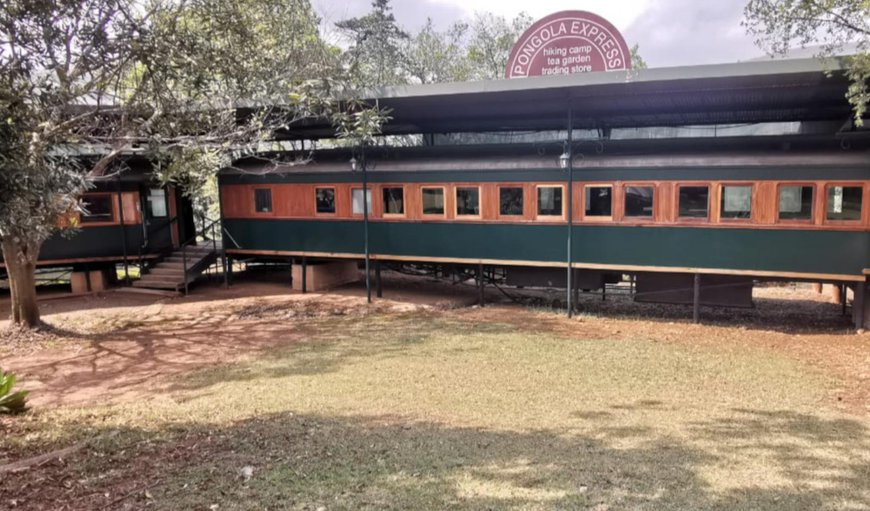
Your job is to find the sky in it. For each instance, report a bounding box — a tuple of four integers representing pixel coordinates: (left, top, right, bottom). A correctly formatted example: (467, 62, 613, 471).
(311, 0, 766, 68)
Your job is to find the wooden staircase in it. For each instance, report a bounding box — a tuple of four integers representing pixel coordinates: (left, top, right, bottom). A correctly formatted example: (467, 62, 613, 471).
(133, 242, 221, 292)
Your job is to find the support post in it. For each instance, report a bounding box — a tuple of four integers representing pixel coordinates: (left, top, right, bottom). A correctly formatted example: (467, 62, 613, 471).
(362, 144, 371, 304)
(572, 269, 579, 308)
(376, 260, 382, 298)
(478, 263, 485, 307)
(854, 279, 867, 330)
(182, 246, 189, 296)
(842, 283, 848, 316)
(226, 255, 233, 286)
(566, 108, 574, 318)
(693, 273, 701, 324)
(301, 256, 307, 294)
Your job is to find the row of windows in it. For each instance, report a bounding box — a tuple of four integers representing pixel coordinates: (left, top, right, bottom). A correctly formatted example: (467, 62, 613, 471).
(250, 182, 866, 224)
(79, 189, 168, 224)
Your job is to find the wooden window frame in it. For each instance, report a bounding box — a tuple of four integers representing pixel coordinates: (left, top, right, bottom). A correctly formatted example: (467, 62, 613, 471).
(622, 183, 657, 222)
(497, 184, 525, 219)
(252, 187, 275, 216)
(421, 185, 447, 219)
(314, 186, 337, 217)
(79, 192, 119, 226)
(380, 184, 407, 218)
(718, 182, 755, 223)
(145, 187, 169, 219)
(535, 184, 566, 221)
(823, 182, 865, 226)
(581, 183, 614, 222)
(350, 187, 373, 218)
(775, 182, 815, 225)
(455, 185, 483, 220)
(674, 183, 711, 223)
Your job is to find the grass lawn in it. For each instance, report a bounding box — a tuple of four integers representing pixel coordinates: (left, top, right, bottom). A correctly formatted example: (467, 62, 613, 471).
(2, 293, 869, 510)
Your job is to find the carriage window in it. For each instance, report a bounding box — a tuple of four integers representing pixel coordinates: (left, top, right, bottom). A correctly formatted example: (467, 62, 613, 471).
(254, 189, 272, 213)
(720, 185, 752, 219)
(421, 187, 444, 215)
(585, 186, 612, 217)
(382, 187, 404, 215)
(537, 186, 563, 216)
(315, 187, 335, 214)
(81, 195, 114, 223)
(678, 186, 709, 219)
(456, 187, 480, 216)
(146, 188, 168, 218)
(624, 186, 654, 217)
(778, 185, 813, 221)
(351, 188, 373, 215)
(826, 185, 863, 221)
(499, 187, 523, 216)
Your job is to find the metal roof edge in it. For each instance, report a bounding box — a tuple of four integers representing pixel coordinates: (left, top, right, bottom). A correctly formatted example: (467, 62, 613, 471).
(367, 56, 853, 100)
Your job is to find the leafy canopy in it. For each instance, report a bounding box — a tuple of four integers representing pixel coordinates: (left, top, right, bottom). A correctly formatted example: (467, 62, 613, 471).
(744, 0, 870, 124)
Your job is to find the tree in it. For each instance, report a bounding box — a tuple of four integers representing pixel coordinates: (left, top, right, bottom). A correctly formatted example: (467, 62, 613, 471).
(336, 0, 410, 86)
(630, 44, 649, 70)
(744, 0, 870, 124)
(1, 0, 380, 329)
(403, 19, 471, 84)
(465, 12, 534, 80)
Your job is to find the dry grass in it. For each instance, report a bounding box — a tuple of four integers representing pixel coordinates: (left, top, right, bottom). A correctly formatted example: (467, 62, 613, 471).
(2, 304, 869, 510)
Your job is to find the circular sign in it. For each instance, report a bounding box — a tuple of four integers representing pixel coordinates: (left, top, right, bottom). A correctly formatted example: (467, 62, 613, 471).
(505, 11, 632, 78)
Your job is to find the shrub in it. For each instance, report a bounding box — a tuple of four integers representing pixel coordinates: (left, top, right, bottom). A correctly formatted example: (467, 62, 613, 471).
(0, 368, 29, 414)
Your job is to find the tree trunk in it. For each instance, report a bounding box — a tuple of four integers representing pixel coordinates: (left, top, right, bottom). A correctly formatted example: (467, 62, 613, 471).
(1, 238, 41, 328)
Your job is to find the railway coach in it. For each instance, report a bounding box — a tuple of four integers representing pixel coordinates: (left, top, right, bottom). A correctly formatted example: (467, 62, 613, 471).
(219, 57, 870, 328)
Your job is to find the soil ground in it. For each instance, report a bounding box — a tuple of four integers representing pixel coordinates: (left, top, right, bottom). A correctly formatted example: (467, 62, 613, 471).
(1, 270, 869, 510)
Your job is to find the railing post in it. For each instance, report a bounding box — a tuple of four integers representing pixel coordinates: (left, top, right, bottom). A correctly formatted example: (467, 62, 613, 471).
(182, 245, 189, 296)
(212, 223, 217, 282)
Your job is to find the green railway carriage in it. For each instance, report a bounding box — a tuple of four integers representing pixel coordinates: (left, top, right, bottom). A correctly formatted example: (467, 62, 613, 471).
(219, 57, 870, 327)
(1, 158, 196, 275)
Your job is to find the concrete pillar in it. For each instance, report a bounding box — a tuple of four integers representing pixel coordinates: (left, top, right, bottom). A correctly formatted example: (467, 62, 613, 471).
(832, 284, 843, 305)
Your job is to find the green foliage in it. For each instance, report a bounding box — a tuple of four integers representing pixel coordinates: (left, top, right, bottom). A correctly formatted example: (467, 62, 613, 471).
(465, 12, 534, 80)
(403, 18, 471, 84)
(0, 0, 385, 328)
(744, 0, 870, 124)
(631, 44, 649, 70)
(336, 0, 410, 87)
(0, 368, 29, 414)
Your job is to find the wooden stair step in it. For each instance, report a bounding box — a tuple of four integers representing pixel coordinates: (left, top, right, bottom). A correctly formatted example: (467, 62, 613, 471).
(132, 280, 181, 290)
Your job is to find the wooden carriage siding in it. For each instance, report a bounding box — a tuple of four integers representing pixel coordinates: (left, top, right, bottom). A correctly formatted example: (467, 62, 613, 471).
(219, 161, 870, 284)
(220, 179, 870, 231)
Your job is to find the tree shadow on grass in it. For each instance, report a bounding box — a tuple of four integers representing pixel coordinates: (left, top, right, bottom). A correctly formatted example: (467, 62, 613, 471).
(2, 407, 869, 510)
(8, 312, 483, 407)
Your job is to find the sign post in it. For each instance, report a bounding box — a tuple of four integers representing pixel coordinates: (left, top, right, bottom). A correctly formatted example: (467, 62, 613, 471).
(506, 11, 632, 79)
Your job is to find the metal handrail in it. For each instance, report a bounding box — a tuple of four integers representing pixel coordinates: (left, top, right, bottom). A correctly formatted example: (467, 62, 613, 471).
(179, 217, 221, 295)
(222, 226, 241, 249)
